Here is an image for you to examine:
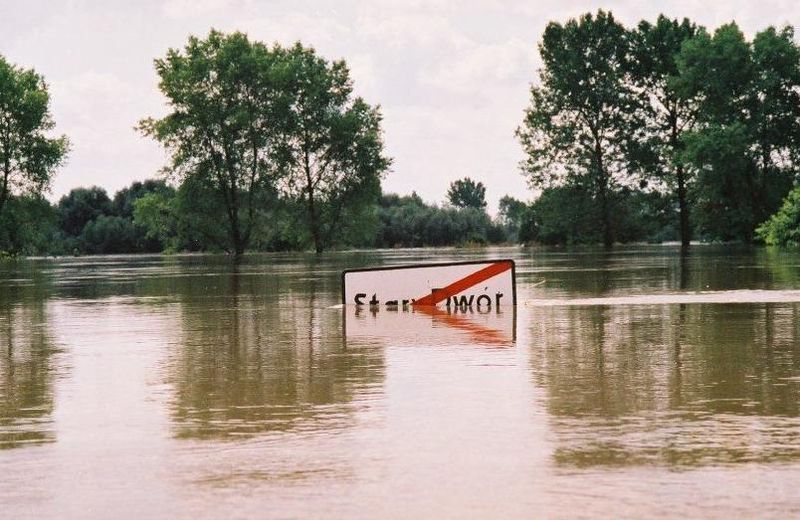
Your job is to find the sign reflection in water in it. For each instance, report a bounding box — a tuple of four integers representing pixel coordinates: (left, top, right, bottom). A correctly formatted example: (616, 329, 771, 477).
(344, 304, 516, 348)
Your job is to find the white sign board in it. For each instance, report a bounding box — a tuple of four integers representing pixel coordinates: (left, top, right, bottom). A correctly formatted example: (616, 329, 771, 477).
(341, 260, 516, 308)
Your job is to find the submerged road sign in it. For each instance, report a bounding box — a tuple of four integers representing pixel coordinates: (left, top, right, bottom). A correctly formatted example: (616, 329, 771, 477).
(341, 259, 516, 308)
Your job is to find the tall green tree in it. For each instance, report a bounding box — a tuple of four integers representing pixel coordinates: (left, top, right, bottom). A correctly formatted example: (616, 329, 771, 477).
(447, 177, 487, 209)
(517, 10, 636, 246)
(628, 16, 701, 246)
(0, 54, 69, 220)
(139, 30, 281, 256)
(678, 23, 800, 241)
(497, 195, 528, 241)
(749, 26, 800, 217)
(273, 44, 390, 253)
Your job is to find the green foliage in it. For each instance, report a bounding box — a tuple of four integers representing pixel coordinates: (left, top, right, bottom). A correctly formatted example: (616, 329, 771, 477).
(447, 178, 487, 209)
(678, 23, 800, 242)
(79, 215, 142, 255)
(526, 186, 602, 245)
(627, 16, 700, 246)
(0, 54, 69, 220)
(517, 10, 635, 246)
(498, 195, 529, 241)
(0, 195, 62, 255)
(374, 193, 503, 247)
(756, 187, 800, 246)
(524, 186, 677, 245)
(273, 43, 390, 253)
(132, 192, 177, 249)
(139, 31, 389, 254)
(139, 30, 284, 255)
(112, 179, 173, 218)
(133, 177, 232, 252)
(58, 187, 113, 237)
(519, 14, 800, 246)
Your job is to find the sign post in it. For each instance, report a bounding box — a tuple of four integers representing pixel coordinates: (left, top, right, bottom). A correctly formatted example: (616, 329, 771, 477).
(341, 259, 516, 309)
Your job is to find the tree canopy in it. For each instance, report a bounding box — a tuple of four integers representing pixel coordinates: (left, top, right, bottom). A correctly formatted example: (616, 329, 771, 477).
(517, 10, 635, 246)
(273, 44, 390, 253)
(139, 30, 282, 256)
(0, 54, 69, 219)
(627, 16, 700, 246)
(447, 177, 487, 209)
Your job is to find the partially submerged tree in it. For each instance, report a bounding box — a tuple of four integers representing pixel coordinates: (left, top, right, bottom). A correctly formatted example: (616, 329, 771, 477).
(139, 30, 281, 256)
(517, 11, 636, 246)
(447, 177, 487, 209)
(678, 23, 800, 241)
(273, 44, 390, 253)
(628, 16, 701, 246)
(0, 54, 69, 220)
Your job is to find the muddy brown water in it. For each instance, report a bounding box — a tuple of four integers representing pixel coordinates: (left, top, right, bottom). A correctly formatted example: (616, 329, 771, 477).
(1, 245, 800, 518)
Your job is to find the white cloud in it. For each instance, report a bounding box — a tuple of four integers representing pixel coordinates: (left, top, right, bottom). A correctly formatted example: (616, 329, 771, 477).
(422, 38, 534, 94)
(161, 0, 239, 18)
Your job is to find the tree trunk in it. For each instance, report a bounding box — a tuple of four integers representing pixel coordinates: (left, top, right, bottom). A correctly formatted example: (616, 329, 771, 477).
(0, 163, 9, 218)
(304, 147, 323, 254)
(309, 197, 322, 254)
(676, 163, 690, 248)
(593, 140, 612, 248)
(600, 185, 613, 248)
(230, 214, 245, 257)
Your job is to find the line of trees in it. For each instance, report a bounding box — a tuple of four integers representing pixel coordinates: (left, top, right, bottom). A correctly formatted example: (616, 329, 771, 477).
(5, 16, 800, 256)
(0, 176, 513, 255)
(518, 12, 800, 246)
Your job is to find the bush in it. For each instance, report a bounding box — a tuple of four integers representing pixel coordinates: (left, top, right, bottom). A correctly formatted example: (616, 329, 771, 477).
(0, 195, 62, 255)
(756, 186, 800, 246)
(80, 215, 142, 254)
(374, 193, 500, 247)
(522, 185, 677, 245)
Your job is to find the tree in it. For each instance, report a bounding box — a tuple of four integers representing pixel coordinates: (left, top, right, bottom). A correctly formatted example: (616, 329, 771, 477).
(133, 174, 239, 253)
(756, 186, 800, 246)
(58, 187, 112, 236)
(139, 30, 282, 256)
(678, 23, 800, 241)
(374, 192, 500, 247)
(627, 16, 701, 246)
(0, 194, 60, 255)
(80, 215, 140, 254)
(112, 179, 173, 218)
(447, 177, 487, 209)
(749, 26, 800, 219)
(272, 44, 390, 253)
(517, 11, 636, 246)
(0, 54, 69, 219)
(498, 195, 528, 241)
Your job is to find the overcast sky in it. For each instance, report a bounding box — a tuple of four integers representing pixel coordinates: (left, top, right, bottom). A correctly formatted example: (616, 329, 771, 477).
(2, 0, 798, 212)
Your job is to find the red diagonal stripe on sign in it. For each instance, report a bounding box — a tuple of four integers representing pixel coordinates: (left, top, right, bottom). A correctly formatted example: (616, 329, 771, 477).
(412, 261, 512, 307)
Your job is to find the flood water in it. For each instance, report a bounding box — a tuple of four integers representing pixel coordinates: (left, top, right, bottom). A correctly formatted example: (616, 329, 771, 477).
(1, 245, 800, 518)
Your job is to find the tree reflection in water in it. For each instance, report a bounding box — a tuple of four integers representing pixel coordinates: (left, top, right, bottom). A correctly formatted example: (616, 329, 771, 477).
(167, 268, 385, 440)
(529, 302, 800, 467)
(0, 301, 61, 449)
